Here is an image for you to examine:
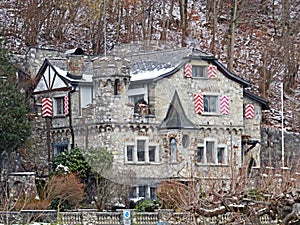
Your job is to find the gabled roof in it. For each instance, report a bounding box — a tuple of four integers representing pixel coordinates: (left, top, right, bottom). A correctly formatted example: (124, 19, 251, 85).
(160, 90, 196, 129)
(33, 59, 91, 94)
(128, 48, 251, 87)
(244, 90, 269, 110)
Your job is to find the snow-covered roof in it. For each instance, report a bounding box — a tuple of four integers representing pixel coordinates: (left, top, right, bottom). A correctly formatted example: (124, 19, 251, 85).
(130, 66, 176, 81)
(54, 66, 93, 83)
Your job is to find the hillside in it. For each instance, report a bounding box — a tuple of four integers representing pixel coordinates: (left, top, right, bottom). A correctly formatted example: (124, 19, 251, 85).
(0, 0, 299, 131)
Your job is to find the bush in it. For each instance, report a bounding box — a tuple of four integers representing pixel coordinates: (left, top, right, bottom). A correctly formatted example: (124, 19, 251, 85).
(134, 200, 160, 212)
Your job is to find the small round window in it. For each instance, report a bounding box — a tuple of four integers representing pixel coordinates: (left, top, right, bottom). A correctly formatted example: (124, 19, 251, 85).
(182, 134, 190, 148)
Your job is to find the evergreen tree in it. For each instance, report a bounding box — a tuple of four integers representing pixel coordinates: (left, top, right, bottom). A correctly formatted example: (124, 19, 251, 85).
(0, 38, 31, 158)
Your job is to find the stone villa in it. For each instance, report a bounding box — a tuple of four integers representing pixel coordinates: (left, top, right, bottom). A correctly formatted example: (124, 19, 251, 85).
(20, 43, 268, 200)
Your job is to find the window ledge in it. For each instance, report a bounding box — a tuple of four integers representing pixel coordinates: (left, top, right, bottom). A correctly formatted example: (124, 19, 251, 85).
(201, 112, 222, 116)
(125, 162, 161, 165)
(192, 77, 209, 80)
(195, 163, 229, 167)
(53, 115, 67, 118)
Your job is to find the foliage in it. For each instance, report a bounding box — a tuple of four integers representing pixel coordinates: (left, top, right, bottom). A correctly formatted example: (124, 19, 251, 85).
(85, 148, 131, 211)
(46, 173, 85, 211)
(0, 37, 31, 157)
(52, 147, 91, 181)
(134, 199, 160, 212)
(84, 147, 113, 175)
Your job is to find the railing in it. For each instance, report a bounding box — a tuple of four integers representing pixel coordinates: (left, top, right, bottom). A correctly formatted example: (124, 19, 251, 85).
(0, 210, 278, 225)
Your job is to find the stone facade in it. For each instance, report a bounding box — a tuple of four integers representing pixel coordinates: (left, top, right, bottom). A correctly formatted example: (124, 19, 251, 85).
(19, 43, 269, 199)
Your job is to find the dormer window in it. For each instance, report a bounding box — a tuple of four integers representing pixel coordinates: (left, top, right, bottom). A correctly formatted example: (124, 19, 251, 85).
(192, 66, 206, 78)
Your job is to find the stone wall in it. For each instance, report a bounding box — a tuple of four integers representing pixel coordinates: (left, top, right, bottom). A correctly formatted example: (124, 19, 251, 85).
(261, 127, 300, 168)
(0, 210, 278, 225)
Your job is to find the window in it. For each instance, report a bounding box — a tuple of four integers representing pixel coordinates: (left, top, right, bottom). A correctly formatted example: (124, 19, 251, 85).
(197, 146, 204, 163)
(114, 79, 120, 95)
(206, 141, 215, 163)
(127, 145, 134, 162)
(53, 97, 64, 115)
(149, 146, 156, 162)
(217, 147, 225, 164)
(137, 140, 145, 161)
(129, 186, 157, 200)
(139, 186, 146, 198)
(128, 84, 148, 107)
(192, 66, 206, 78)
(204, 95, 218, 113)
(129, 94, 145, 106)
(196, 141, 227, 165)
(150, 187, 156, 200)
(52, 139, 68, 157)
(125, 139, 159, 163)
(80, 86, 93, 114)
(170, 138, 177, 162)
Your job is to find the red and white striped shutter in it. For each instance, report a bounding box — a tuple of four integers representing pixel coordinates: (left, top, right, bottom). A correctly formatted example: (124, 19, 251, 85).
(245, 104, 254, 119)
(42, 97, 53, 118)
(194, 94, 204, 114)
(220, 95, 229, 115)
(208, 65, 217, 79)
(184, 63, 192, 78)
(64, 95, 69, 115)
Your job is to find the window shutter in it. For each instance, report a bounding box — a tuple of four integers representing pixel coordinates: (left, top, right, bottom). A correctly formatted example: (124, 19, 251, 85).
(208, 65, 217, 79)
(194, 94, 204, 114)
(64, 95, 69, 115)
(42, 97, 53, 118)
(245, 104, 254, 119)
(220, 95, 229, 114)
(184, 63, 192, 78)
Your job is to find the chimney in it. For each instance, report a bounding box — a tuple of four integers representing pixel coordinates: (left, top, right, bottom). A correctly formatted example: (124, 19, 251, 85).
(65, 47, 85, 79)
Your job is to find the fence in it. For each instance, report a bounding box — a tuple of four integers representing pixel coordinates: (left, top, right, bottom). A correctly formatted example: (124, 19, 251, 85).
(0, 210, 278, 225)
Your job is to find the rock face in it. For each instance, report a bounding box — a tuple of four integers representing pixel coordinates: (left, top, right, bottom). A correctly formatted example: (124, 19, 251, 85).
(14, 44, 271, 200)
(261, 127, 300, 168)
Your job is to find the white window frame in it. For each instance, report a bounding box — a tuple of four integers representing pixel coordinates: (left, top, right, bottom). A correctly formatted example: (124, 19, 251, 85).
(125, 138, 159, 164)
(202, 93, 220, 114)
(217, 145, 228, 165)
(192, 65, 207, 78)
(170, 138, 177, 163)
(53, 95, 65, 116)
(196, 139, 228, 165)
(129, 185, 157, 200)
(79, 85, 93, 114)
(128, 84, 148, 106)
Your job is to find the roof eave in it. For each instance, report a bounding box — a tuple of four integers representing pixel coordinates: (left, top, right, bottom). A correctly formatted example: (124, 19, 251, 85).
(244, 90, 269, 110)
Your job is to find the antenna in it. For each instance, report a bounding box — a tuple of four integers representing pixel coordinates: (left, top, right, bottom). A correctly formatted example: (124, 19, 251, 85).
(281, 82, 284, 167)
(103, 0, 107, 56)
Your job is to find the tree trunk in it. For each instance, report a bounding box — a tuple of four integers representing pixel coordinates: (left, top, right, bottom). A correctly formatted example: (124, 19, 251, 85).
(227, 0, 239, 72)
(179, 0, 188, 47)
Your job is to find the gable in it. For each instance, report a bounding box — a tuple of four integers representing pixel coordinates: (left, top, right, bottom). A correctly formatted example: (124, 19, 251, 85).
(160, 91, 196, 129)
(33, 59, 72, 94)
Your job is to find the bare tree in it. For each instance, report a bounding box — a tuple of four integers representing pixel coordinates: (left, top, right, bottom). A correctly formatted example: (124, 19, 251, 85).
(179, 0, 188, 47)
(156, 164, 300, 225)
(85, 147, 136, 211)
(46, 173, 85, 211)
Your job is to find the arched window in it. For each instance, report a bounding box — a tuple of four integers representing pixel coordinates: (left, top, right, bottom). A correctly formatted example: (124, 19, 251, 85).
(170, 138, 177, 162)
(114, 79, 119, 95)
